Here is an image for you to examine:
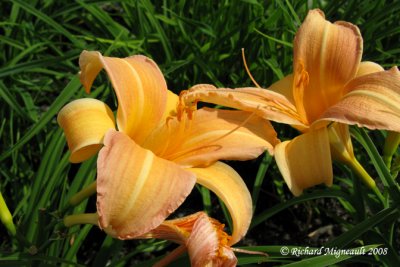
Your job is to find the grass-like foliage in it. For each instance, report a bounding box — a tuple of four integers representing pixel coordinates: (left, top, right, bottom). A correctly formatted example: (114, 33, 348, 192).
(1, 0, 400, 266)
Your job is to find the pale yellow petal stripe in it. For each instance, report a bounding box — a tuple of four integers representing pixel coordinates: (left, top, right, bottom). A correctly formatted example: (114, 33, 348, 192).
(188, 161, 252, 245)
(275, 127, 333, 196)
(321, 67, 400, 132)
(57, 98, 115, 163)
(96, 130, 196, 239)
(79, 51, 167, 143)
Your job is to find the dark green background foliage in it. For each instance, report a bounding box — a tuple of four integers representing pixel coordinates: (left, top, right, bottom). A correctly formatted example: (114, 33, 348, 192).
(1, 0, 399, 266)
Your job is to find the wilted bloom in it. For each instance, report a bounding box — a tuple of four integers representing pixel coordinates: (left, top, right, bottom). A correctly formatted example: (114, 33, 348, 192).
(59, 51, 279, 242)
(179, 9, 400, 195)
(139, 212, 241, 267)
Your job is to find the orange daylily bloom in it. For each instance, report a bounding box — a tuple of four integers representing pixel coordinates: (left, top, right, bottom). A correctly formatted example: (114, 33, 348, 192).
(179, 9, 400, 196)
(58, 51, 279, 241)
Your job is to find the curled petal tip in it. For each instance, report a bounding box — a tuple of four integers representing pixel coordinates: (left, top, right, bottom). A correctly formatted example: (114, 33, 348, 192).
(57, 98, 116, 163)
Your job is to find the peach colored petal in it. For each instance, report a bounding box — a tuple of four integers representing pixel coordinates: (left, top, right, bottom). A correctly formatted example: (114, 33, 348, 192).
(275, 127, 333, 196)
(57, 98, 115, 163)
(96, 130, 196, 239)
(188, 161, 252, 245)
(159, 89, 179, 124)
(320, 67, 400, 132)
(79, 51, 167, 143)
(180, 84, 306, 127)
(269, 74, 295, 106)
(143, 107, 280, 167)
(356, 61, 384, 77)
(293, 9, 363, 123)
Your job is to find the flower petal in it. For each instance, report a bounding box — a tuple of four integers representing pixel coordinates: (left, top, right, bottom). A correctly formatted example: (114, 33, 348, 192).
(96, 130, 196, 239)
(159, 89, 179, 123)
(79, 51, 167, 143)
(356, 61, 384, 77)
(143, 107, 279, 167)
(180, 84, 306, 127)
(275, 127, 333, 196)
(269, 74, 295, 105)
(320, 67, 400, 132)
(57, 98, 116, 163)
(188, 162, 252, 245)
(293, 9, 363, 122)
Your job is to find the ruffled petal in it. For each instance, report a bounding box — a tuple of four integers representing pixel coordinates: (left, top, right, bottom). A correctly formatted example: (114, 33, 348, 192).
(57, 98, 115, 163)
(180, 84, 306, 127)
(79, 51, 167, 143)
(96, 130, 196, 239)
(293, 9, 363, 122)
(188, 162, 252, 245)
(275, 127, 333, 196)
(320, 67, 400, 132)
(143, 107, 279, 167)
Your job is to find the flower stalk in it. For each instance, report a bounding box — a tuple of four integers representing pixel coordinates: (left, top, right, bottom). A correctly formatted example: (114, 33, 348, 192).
(69, 181, 97, 206)
(345, 158, 385, 204)
(64, 213, 99, 227)
(0, 192, 16, 236)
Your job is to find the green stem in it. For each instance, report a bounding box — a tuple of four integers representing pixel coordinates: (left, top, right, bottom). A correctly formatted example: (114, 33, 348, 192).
(0, 192, 16, 236)
(69, 181, 97, 206)
(64, 213, 98, 227)
(346, 158, 385, 204)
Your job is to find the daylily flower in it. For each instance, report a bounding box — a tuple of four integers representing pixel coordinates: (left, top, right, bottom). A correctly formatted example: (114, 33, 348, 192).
(178, 9, 400, 196)
(138, 212, 247, 267)
(58, 51, 279, 246)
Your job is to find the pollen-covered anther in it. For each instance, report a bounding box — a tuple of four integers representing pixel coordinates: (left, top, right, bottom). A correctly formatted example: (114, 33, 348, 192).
(178, 90, 198, 121)
(177, 90, 187, 121)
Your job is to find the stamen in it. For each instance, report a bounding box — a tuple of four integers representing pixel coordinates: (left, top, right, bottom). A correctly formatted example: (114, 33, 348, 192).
(166, 111, 258, 161)
(177, 90, 188, 121)
(242, 48, 261, 88)
(178, 90, 198, 122)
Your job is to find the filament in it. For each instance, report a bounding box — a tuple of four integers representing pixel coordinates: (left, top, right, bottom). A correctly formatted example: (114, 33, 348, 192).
(242, 48, 261, 88)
